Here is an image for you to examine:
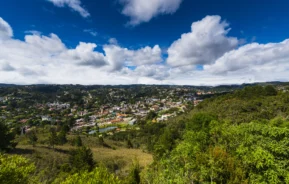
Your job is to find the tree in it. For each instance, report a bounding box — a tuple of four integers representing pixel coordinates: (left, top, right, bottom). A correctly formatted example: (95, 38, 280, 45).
(98, 136, 105, 146)
(69, 146, 95, 171)
(264, 85, 278, 96)
(27, 131, 38, 147)
(48, 128, 58, 149)
(153, 128, 174, 158)
(57, 131, 67, 145)
(126, 139, 133, 149)
(0, 121, 15, 152)
(146, 111, 157, 121)
(74, 136, 82, 147)
(0, 154, 35, 184)
(95, 123, 99, 134)
(61, 124, 70, 134)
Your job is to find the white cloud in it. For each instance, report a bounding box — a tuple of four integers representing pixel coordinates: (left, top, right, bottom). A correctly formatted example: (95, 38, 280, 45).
(167, 15, 238, 67)
(103, 44, 162, 71)
(204, 39, 289, 75)
(0, 17, 13, 40)
(0, 62, 15, 71)
(1, 16, 289, 85)
(83, 29, 97, 37)
(133, 64, 169, 80)
(24, 30, 42, 35)
(108, 38, 118, 45)
(0, 17, 110, 83)
(47, 0, 90, 18)
(60, 42, 108, 67)
(0, 17, 164, 85)
(119, 0, 183, 25)
(24, 33, 66, 54)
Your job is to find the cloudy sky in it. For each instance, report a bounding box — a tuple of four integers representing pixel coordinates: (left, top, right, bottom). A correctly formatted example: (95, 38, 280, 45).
(0, 0, 289, 85)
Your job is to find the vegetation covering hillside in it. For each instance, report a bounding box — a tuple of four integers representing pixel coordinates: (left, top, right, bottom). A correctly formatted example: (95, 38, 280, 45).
(1, 85, 289, 183)
(142, 85, 289, 183)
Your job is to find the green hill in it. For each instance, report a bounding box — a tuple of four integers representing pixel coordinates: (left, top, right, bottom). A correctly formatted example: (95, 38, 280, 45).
(2, 85, 289, 183)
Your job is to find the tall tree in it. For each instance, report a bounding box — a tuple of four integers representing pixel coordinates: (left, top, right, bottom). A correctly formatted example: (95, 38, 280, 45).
(69, 146, 95, 171)
(0, 121, 15, 152)
(48, 128, 58, 149)
(27, 131, 38, 147)
(75, 136, 83, 147)
(57, 131, 67, 145)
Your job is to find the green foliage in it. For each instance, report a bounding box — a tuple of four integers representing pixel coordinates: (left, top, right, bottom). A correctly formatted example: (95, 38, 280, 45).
(195, 86, 287, 124)
(153, 128, 175, 158)
(57, 131, 67, 145)
(48, 128, 58, 149)
(145, 118, 289, 183)
(27, 130, 38, 147)
(3, 85, 289, 183)
(74, 136, 83, 147)
(126, 139, 133, 149)
(186, 112, 216, 131)
(264, 85, 278, 96)
(69, 146, 95, 171)
(98, 136, 105, 146)
(146, 111, 157, 121)
(126, 161, 141, 184)
(166, 107, 179, 114)
(61, 166, 121, 184)
(0, 154, 35, 184)
(0, 121, 16, 152)
(143, 87, 289, 183)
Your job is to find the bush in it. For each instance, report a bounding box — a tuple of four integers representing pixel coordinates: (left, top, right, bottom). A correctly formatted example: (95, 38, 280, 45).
(0, 154, 35, 184)
(61, 166, 121, 184)
(69, 146, 95, 171)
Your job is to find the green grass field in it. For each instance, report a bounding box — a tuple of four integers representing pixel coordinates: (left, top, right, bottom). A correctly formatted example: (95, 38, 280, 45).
(12, 134, 153, 183)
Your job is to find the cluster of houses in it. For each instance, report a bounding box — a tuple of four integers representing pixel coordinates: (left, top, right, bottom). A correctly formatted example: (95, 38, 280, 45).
(0, 86, 210, 134)
(69, 95, 202, 131)
(0, 96, 10, 103)
(47, 102, 70, 110)
(35, 92, 202, 132)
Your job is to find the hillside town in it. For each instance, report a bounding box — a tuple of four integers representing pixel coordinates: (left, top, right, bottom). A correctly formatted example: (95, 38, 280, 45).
(0, 85, 213, 135)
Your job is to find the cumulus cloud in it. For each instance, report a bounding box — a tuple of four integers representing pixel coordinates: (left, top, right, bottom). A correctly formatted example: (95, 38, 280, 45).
(119, 0, 183, 25)
(0, 17, 111, 82)
(103, 44, 162, 71)
(204, 39, 289, 75)
(0, 17, 164, 84)
(47, 0, 90, 17)
(0, 33, 108, 69)
(0, 17, 13, 40)
(60, 42, 108, 67)
(1, 15, 289, 85)
(133, 65, 169, 80)
(167, 15, 238, 67)
(164, 15, 289, 84)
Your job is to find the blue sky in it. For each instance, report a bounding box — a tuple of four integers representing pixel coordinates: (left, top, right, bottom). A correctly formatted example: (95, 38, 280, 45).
(0, 0, 289, 85)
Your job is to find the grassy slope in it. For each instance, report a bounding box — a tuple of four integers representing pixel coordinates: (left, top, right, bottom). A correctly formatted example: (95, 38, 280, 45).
(12, 134, 153, 183)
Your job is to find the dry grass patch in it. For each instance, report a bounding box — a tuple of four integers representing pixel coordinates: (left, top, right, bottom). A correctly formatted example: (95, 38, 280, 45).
(92, 147, 153, 168)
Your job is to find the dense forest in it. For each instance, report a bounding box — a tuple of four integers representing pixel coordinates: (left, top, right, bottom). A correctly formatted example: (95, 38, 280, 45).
(1, 85, 289, 183)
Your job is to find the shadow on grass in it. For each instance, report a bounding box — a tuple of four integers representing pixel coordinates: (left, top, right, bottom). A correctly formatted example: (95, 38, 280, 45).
(53, 148, 70, 154)
(9, 148, 35, 155)
(38, 145, 71, 154)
